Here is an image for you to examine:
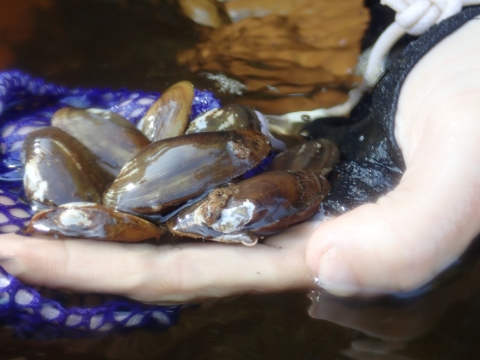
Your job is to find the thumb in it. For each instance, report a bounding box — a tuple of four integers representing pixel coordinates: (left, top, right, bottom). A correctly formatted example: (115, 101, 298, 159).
(307, 186, 477, 296)
(306, 18, 480, 296)
(307, 136, 480, 295)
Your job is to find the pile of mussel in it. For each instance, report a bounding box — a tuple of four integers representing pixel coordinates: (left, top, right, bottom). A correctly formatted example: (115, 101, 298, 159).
(21, 81, 339, 246)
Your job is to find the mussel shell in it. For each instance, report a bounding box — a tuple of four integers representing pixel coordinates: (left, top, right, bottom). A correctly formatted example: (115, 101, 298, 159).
(268, 139, 340, 176)
(22, 127, 113, 210)
(137, 81, 194, 142)
(167, 170, 330, 245)
(185, 104, 261, 134)
(22, 202, 163, 242)
(51, 107, 151, 177)
(103, 130, 271, 215)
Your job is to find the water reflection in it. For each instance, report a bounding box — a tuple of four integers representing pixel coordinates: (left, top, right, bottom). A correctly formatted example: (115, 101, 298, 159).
(308, 238, 480, 359)
(342, 341, 415, 360)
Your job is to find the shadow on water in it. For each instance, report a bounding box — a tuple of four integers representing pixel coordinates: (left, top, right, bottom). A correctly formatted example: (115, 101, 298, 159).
(1, 1, 480, 359)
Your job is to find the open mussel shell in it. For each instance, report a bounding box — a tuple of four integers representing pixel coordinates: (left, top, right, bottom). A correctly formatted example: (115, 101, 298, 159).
(185, 104, 261, 134)
(167, 170, 330, 246)
(51, 107, 151, 177)
(137, 81, 194, 142)
(22, 202, 164, 242)
(268, 139, 340, 176)
(22, 127, 113, 210)
(103, 130, 271, 216)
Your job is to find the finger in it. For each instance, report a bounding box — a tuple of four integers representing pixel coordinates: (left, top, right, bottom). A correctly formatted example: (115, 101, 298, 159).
(306, 19, 480, 296)
(0, 221, 317, 303)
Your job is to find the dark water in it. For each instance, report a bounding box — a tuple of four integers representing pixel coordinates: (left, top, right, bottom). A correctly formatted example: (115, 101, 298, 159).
(2, 1, 480, 359)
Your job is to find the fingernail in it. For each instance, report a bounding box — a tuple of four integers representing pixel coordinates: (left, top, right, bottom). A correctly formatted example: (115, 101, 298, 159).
(316, 247, 360, 297)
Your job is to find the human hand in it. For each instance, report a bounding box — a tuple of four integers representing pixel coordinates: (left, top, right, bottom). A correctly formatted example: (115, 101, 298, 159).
(0, 220, 318, 303)
(1, 18, 479, 303)
(307, 18, 480, 296)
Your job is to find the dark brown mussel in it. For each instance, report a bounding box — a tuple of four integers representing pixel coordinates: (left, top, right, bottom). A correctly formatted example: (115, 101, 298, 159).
(167, 170, 330, 246)
(185, 104, 261, 134)
(51, 107, 151, 177)
(268, 139, 340, 176)
(23, 202, 164, 242)
(103, 130, 271, 216)
(22, 127, 113, 210)
(137, 81, 194, 142)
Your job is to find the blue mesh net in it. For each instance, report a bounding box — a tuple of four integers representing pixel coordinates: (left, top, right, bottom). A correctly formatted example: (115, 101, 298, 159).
(0, 70, 221, 337)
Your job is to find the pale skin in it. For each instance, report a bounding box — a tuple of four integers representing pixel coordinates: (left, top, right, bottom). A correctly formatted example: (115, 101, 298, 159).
(1, 19, 480, 303)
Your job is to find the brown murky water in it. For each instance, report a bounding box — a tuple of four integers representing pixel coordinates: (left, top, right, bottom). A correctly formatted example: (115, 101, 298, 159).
(2, 1, 480, 359)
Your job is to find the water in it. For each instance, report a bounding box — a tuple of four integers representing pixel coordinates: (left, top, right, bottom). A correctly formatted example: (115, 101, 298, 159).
(1, 1, 480, 358)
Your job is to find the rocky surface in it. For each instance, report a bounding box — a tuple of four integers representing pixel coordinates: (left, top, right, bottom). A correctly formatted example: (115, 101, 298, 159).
(178, 0, 369, 114)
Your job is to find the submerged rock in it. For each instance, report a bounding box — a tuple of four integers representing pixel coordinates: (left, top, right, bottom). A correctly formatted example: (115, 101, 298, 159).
(178, 0, 369, 114)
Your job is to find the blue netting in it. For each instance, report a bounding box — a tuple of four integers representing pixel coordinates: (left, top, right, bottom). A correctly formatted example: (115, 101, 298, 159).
(0, 70, 220, 337)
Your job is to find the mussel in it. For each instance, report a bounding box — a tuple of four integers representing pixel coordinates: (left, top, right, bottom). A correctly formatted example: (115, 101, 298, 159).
(136, 81, 195, 142)
(23, 202, 164, 242)
(22, 127, 113, 210)
(19, 82, 337, 246)
(268, 139, 340, 176)
(51, 107, 151, 177)
(167, 170, 330, 245)
(185, 104, 261, 134)
(103, 129, 271, 216)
